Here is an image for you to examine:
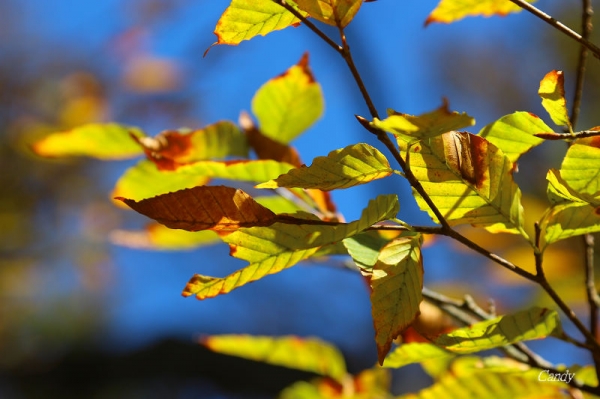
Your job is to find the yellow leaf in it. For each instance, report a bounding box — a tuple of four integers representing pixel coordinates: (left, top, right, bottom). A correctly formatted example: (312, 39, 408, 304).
(426, 0, 537, 25)
(295, 0, 363, 28)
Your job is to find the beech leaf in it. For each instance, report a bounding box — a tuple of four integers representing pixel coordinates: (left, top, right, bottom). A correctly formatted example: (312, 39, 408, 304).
(201, 335, 347, 383)
(396, 130, 527, 236)
(478, 111, 550, 164)
(252, 53, 324, 144)
(538, 70, 572, 130)
(295, 0, 363, 28)
(256, 143, 392, 190)
(384, 307, 561, 368)
(182, 194, 399, 299)
(212, 0, 307, 46)
(425, 0, 537, 25)
(32, 123, 145, 160)
(361, 233, 424, 364)
(560, 137, 600, 196)
(134, 121, 248, 170)
(371, 101, 475, 142)
(116, 185, 278, 232)
(541, 169, 600, 246)
(112, 159, 295, 204)
(396, 356, 569, 399)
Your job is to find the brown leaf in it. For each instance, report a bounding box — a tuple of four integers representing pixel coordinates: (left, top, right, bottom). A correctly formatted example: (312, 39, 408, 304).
(116, 185, 277, 232)
(239, 111, 302, 167)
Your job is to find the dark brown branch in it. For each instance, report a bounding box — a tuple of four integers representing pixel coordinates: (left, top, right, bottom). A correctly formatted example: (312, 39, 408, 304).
(508, 0, 600, 59)
(271, 0, 342, 54)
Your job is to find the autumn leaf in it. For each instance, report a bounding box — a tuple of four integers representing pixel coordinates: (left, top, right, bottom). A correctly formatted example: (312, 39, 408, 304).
(201, 335, 347, 383)
(425, 0, 537, 25)
(541, 170, 600, 246)
(112, 159, 295, 204)
(133, 121, 248, 170)
(395, 130, 527, 236)
(371, 101, 475, 142)
(239, 111, 302, 167)
(252, 53, 324, 144)
(116, 185, 278, 232)
(212, 0, 307, 47)
(256, 143, 392, 190)
(478, 111, 550, 165)
(396, 356, 569, 399)
(384, 307, 562, 368)
(295, 0, 363, 28)
(359, 233, 424, 364)
(538, 70, 572, 131)
(182, 194, 399, 299)
(32, 123, 145, 160)
(560, 137, 600, 196)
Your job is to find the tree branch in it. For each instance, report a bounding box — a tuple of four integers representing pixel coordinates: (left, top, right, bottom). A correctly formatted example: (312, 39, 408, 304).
(508, 0, 600, 59)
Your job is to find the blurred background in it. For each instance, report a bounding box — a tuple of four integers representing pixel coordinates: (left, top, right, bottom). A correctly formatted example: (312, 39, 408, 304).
(2, 0, 600, 397)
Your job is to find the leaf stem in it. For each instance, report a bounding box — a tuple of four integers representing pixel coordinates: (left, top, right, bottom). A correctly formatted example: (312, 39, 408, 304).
(271, 0, 343, 54)
(508, 0, 600, 59)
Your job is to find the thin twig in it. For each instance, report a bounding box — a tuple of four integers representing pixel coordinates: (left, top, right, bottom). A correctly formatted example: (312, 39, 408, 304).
(422, 288, 599, 395)
(535, 130, 600, 140)
(571, 0, 593, 128)
(271, 0, 342, 53)
(508, 0, 600, 59)
(337, 27, 379, 118)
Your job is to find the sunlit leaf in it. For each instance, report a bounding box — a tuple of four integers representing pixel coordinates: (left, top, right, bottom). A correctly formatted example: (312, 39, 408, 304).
(385, 307, 561, 368)
(32, 123, 145, 160)
(212, 0, 307, 46)
(478, 111, 550, 164)
(201, 335, 347, 382)
(252, 53, 324, 144)
(395, 130, 527, 236)
(183, 194, 399, 299)
(117, 185, 278, 232)
(560, 137, 600, 196)
(398, 356, 569, 399)
(425, 0, 536, 25)
(343, 232, 387, 268)
(363, 234, 424, 364)
(371, 102, 475, 142)
(254, 195, 304, 215)
(112, 159, 295, 204)
(134, 121, 248, 170)
(256, 143, 392, 190)
(295, 0, 363, 28)
(538, 70, 572, 130)
(109, 223, 220, 251)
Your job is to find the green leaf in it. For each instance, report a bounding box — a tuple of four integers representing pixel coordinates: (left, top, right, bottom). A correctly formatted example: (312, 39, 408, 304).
(343, 232, 388, 268)
(371, 102, 475, 142)
(295, 0, 363, 28)
(425, 0, 536, 25)
(538, 70, 572, 131)
(201, 335, 347, 382)
(31, 123, 145, 160)
(212, 0, 307, 46)
(109, 223, 220, 251)
(398, 356, 570, 399)
(478, 111, 550, 164)
(256, 143, 392, 190)
(384, 307, 561, 368)
(541, 171, 600, 246)
(252, 53, 324, 144)
(254, 195, 305, 215)
(398, 131, 527, 236)
(560, 137, 600, 196)
(182, 194, 399, 299)
(112, 159, 295, 203)
(363, 234, 424, 364)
